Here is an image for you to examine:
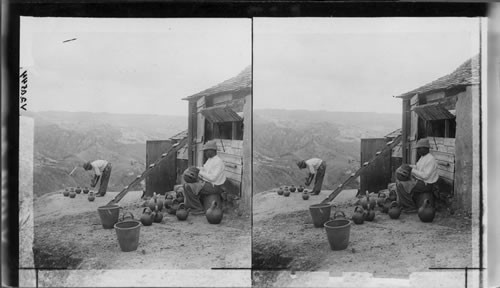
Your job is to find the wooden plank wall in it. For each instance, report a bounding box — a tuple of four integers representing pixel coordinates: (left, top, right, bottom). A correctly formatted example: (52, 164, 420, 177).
(428, 137, 456, 185)
(215, 139, 243, 183)
(454, 88, 473, 212)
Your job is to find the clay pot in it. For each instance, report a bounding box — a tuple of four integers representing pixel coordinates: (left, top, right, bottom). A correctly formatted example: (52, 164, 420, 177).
(283, 190, 290, 197)
(365, 207, 375, 222)
(302, 192, 309, 200)
(277, 188, 284, 196)
(83, 187, 89, 194)
(388, 201, 401, 219)
(176, 204, 189, 221)
(352, 206, 365, 225)
(164, 197, 174, 209)
(388, 190, 397, 202)
(69, 191, 76, 198)
(304, 189, 309, 193)
(120, 211, 135, 223)
(382, 198, 392, 213)
(88, 191, 95, 202)
(289, 185, 296, 193)
(368, 193, 377, 210)
(75, 187, 82, 194)
(147, 193, 163, 211)
(63, 190, 70, 197)
(360, 194, 369, 210)
(332, 211, 346, 220)
(377, 192, 387, 208)
(206, 201, 223, 224)
(152, 205, 163, 223)
(418, 199, 436, 223)
(168, 200, 180, 215)
(140, 207, 154, 226)
(297, 185, 304, 192)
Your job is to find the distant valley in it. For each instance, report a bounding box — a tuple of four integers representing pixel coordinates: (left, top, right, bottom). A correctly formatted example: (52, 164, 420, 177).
(24, 111, 187, 196)
(253, 109, 400, 193)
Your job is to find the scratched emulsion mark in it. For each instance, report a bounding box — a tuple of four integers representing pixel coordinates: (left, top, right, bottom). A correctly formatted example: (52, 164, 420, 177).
(20, 68, 28, 111)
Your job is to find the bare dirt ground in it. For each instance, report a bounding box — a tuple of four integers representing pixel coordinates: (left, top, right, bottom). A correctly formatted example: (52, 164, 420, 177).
(33, 190, 251, 278)
(252, 189, 473, 287)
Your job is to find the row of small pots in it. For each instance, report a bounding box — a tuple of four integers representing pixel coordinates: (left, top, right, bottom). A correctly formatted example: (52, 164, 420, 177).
(63, 187, 96, 201)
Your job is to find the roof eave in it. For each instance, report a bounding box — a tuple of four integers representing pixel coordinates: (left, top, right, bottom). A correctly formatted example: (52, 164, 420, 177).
(183, 87, 251, 102)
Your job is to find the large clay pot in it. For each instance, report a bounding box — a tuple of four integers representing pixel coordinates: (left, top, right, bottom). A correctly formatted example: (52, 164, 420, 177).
(302, 192, 309, 200)
(289, 185, 296, 193)
(167, 200, 180, 215)
(206, 201, 223, 224)
(69, 191, 76, 198)
(140, 208, 154, 226)
(365, 207, 375, 222)
(283, 190, 290, 197)
(418, 199, 436, 223)
(352, 206, 365, 225)
(164, 196, 174, 209)
(377, 192, 386, 208)
(176, 204, 189, 221)
(75, 187, 82, 194)
(83, 187, 90, 194)
(153, 207, 163, 223)
(297, 185, 304, 193)
(148, 193, 163, 212)
(277, 188, 284, 196)
(388, 201, 401, 219)
(382, 198, 392, 213)
(63, 189, 70, 197)
(88, 191, 95, 202)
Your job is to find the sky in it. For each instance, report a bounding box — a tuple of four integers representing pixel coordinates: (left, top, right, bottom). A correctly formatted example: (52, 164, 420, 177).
(20, 17, 251, 116)
(253, 17, 481, 115)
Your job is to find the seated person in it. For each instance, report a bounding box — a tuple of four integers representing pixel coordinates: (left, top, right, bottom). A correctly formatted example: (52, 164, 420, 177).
(395, 138, 439, 212)
(183, 140, 226, 215)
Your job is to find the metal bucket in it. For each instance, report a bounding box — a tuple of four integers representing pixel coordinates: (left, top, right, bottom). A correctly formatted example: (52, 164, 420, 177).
(309, 203, 331, 228)
(97, 205, 120, 229)
(114, 220, 141, 252)
(324, 219, 351, 250)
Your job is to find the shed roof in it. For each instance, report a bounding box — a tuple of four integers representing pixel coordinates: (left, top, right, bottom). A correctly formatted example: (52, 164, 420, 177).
(396, 55, 480, 99)
(183, 65, 251, 101)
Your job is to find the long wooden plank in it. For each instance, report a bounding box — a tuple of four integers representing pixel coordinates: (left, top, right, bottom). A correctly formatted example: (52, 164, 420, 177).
(107, 137, 188, 205)
(321, 135, 402, 204)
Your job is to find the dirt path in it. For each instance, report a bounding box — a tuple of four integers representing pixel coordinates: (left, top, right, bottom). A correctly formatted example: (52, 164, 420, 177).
(34, 190, 251, 275)
(252, 189, 472, 286)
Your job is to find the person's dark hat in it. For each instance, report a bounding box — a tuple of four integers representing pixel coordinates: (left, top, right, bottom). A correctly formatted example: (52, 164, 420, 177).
(82, 162, 92, 170)
(296, 160, 306, 169)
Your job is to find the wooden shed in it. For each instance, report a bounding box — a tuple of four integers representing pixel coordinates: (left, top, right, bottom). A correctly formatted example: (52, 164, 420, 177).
(359, 129, 402, 194)
(145, 130, 188, 197)
(395, 55, 480, 212)
(183, 66, 252, 213)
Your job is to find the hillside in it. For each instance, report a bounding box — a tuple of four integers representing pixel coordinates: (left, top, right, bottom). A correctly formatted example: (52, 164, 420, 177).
(253, 109, 400, 193)
(26, 111, 187, 196)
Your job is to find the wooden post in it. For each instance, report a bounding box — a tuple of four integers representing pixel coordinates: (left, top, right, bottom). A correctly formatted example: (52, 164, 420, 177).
(241, 94, 252, 214)
(187, 101, 195, 166)
(402, 99, 409, 164)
